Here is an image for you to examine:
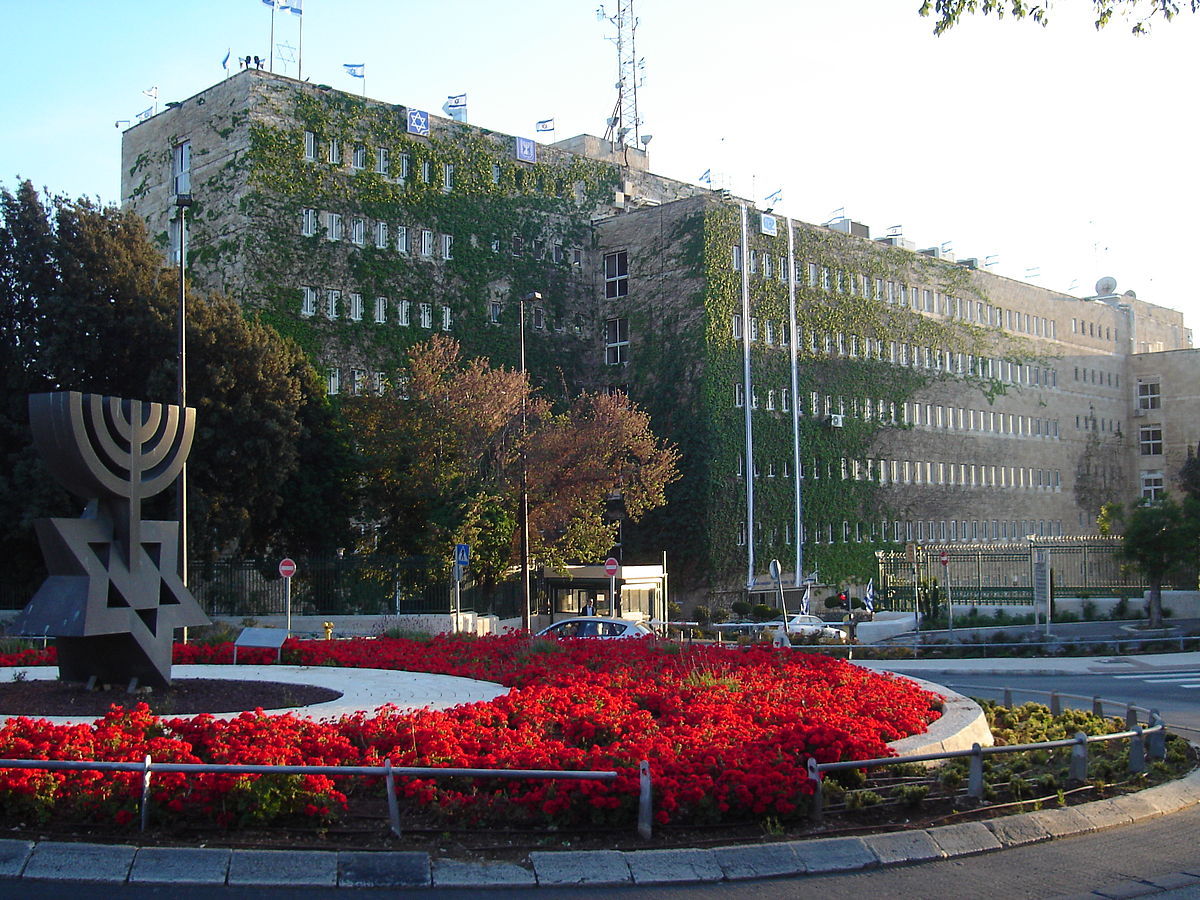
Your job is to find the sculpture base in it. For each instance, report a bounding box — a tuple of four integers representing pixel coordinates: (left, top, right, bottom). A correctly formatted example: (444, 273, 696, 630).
(56, 634, 174, 689)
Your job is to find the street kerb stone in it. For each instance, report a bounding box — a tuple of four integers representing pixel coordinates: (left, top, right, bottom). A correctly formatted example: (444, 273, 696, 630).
(529, 849, 632, 885)
(338, 851, 430, 887)
(1077, 797, 1136, 831)
(1109, 792, 1167, 823)
(1025, 806, 1096, 838)
(986, 812, 1053, 847)
(227, 848, 338, 887)
(927, 821, 1003, 857)
(624, 848, 723, 884)
(862, 830, 946, 866)
(433, 858, 537, 888)
(0, 840, 32, 878)
(22, 841, 137, 882)
(129, 847, 231, 884)
(789, 836, 878, 873)
(713, 842, 803, 880)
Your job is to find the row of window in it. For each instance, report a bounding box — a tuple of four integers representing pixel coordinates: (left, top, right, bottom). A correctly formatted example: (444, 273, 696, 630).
(737, 453, 1063, 491)
(737, 517, 1064, 547)
(301, 209, 454, 258)
(1073, 366, 1120, 389)
(299, 287, 451, 330)
(1071, 317, 1118, 343)
(326, 367, 389, 397)
(1075, 414, 1122, 434)
(303, 132, 460, 189)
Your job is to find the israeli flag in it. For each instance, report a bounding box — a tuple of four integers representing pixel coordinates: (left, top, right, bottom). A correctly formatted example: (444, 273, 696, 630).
(763, 188, 783, 207)
(863, 579, 875, 612)
(343, 63, 365, 79)
(799, 584, 811, 615)
(698, 168, 712, 186)
(536, 118, 555, 132)
(262, 0, 284, 7)
(283, 0, 302, 14)
(446, 93, 467, 109)
(136, 106, 153, 122)
(406, 108, 430, 136)
(222, 48, 231, 70)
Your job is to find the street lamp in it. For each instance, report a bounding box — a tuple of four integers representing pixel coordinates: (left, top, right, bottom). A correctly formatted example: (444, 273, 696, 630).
(175, 191, 193, 590)
(519, 291, 541, 631)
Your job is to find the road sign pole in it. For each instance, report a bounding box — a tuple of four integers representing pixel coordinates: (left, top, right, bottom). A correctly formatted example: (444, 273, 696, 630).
(278, 558, 298, 636)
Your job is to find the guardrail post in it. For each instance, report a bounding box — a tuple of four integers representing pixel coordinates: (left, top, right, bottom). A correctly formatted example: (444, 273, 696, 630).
(1126, 705, 1138, 730)
(1092, 696, 1104, 717)
(1069, 731, 1088, 783)
(140, 754, 153, 832)
(1049, 691, 1061, 716)
(1148, 710, 1166, 761)
(1003, 688, 1013, 707)
(1129, 725, 1146, 774)
(384, 759, 401, 837)
(638, 760, 653, 840)
(807, 757, 823, 825)
(968, 743, 984, 800)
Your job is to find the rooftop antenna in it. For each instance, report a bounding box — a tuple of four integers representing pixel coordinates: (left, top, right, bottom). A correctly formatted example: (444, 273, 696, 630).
(598, 1, 644, 148)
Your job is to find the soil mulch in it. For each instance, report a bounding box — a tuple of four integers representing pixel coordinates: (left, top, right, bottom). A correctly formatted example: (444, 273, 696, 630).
(0, 678, 341, 717)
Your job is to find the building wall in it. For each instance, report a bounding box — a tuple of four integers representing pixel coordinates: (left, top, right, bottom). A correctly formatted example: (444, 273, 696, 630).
(1130, 348, 1200, 500)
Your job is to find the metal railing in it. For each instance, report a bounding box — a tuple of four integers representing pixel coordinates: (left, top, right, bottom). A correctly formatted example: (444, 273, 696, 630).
(0, 757, 654, 839)
(807, 686, 1169, 824)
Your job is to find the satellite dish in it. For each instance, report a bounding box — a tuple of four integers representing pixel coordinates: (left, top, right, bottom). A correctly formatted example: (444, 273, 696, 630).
(1095, 276, 1117, 296)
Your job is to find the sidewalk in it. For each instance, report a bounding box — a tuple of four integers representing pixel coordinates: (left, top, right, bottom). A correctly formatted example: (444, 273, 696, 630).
(856, 650, 1200, 677)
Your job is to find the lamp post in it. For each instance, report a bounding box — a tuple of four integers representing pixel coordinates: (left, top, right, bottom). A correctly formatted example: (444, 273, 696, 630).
(175, 192, 193, 590)
(519, 291, 541, 631)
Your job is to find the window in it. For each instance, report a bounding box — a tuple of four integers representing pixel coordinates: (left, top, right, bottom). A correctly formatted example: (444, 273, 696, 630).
(765, 321, 775, 346)
(781, 389, 790, 411)
(442, 306, 452, 331)
(327, 367, 340, 396)
(172, 140, 191, 195)
(420, 230, 434, 257)
(420, 159, 431, 183)
(605, 317, 629, 365)
(397, 299, 411, 326)
(351, 144, 367, 169)
(375, 221, 389, 249)
(326, 212, 342, 241)
(325, 289, 340, 319)
(1141, 470, 1165, 502)
(533, 306, 546, 330)
(441, 233, 453, 260)
(732, 245, 742, 271)
(349, 292, 363, 321)
(328, 138, 341, 165)
(1138, 381, 1161, 410)
(351, 217, 365, 246)
(304, 130, 317, 161)
(374, 297, 387, 323)
(488, 301, 502, 324)
(766, 390, 775, 411)
(418, 302, 432, 329)
(604, 251, 629, 299)
(349, 368, 366, 395)
(376, 147, 390, 175)
(1139, 425, 1163, 456)
(732, 313, 742, 339)
(491, 163, 502, 185)
(396, 226, 409, 254)
(300, 285, 317, 317)
(301, 207, 317, 237)
(399, 153, 411, 182)
(442, 163, 454, 192)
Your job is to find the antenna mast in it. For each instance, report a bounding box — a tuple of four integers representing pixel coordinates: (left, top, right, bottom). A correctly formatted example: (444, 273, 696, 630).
(598, 1, 643, 148)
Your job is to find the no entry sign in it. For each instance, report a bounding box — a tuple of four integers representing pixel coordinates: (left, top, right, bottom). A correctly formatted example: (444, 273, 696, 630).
(279, 558, 297, 578)
(604, 557, 619, 577)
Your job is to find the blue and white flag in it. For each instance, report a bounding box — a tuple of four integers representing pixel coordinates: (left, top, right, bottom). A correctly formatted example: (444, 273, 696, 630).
(406, 108, 430, 136)
(283, 0, 303, 14)
(343, 63, 365, 78)
(135, 106, 153, 122)
(222, 48, 231, 70)
(863, 579, 875, 612)
(698, 168, 712, 186)
(536, 118, 555, 132)
(763, 188, 783, 207)
(445, 93, 466, 109)
(799, 584, 811, 615)
(262, 0, 283, 7)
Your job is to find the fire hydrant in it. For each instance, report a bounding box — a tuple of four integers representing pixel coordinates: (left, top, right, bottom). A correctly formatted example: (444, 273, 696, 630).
(323, 621, 334, 640)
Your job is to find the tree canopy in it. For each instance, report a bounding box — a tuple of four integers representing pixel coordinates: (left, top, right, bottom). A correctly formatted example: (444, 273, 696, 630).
(342, 335, 679, 590)
(919, 0, 1198, 34)
(1100, 494, 1199, 627)
(0, 181, 354, 588)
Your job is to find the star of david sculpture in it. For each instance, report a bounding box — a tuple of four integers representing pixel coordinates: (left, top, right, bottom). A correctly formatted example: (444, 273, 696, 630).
(10, 392, 209, 688)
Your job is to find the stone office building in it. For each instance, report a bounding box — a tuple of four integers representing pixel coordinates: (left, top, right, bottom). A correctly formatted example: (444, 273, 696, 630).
(121, 69, 1195, 602)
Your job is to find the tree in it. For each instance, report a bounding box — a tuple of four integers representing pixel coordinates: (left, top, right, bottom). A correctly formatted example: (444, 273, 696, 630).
(1178, 441, 1200, 503)
(919, 0, 1198, 34)
(342, 335, 679, 593)
(1100, 494, 1199, 628)
(0, 181, 352, 578)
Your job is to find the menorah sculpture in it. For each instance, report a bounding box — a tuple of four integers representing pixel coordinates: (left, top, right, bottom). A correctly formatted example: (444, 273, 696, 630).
(11, 392, 209, 688)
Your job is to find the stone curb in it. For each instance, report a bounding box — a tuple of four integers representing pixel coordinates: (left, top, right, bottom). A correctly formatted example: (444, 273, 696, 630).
(3, 767, 1196, 889)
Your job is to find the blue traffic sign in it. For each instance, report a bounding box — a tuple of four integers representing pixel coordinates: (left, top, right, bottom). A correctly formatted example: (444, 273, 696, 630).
(455, 543, 470, 566)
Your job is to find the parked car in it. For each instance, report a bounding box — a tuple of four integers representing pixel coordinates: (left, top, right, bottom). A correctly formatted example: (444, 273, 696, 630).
(765, 613, 848, 642)
(535, 617, 654, 639)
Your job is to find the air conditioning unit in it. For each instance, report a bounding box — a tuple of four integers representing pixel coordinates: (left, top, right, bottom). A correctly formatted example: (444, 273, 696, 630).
(1132, 407, 1146, 417)
(830, 414, 845, 428)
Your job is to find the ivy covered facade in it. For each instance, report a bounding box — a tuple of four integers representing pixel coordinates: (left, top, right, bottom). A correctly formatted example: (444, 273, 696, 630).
(122, 70, 1194, 607)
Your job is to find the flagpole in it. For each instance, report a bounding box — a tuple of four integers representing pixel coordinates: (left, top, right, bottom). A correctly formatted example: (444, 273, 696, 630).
(297, 9, 303, 81)
(269, 3, 276, 73)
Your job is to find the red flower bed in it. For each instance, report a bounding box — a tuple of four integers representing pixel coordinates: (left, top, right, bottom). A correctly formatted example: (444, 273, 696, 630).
(0, 636, 940, 830)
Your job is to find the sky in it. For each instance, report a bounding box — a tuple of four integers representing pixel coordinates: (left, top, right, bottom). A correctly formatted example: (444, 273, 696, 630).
(1, 0, 1197, 336)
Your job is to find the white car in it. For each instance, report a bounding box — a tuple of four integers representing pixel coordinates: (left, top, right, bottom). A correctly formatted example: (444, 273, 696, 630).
(764, 614, 848, 642)
(535, 617, 654, 639)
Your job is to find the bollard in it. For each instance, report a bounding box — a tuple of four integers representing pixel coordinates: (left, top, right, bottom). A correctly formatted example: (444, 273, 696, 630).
(384, 759, 401, 837)
(1049, 691, 1061, 716)
(140, 754, 153, 832)
(1148, 711, 1166, 761)
(1126, 705, 1138, 730)
(807, 757, 824, 825)
(1092, 696, 1104, 717)
(1069, 732, 1088, 783)
(1003, 688, 1013, 708)
(638, 760, 653, 840)
(1129, 725, 1146, 774)
(968, 743, 984, 800)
